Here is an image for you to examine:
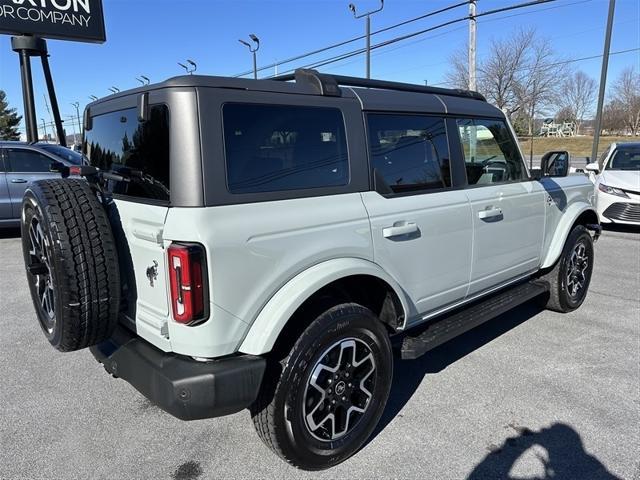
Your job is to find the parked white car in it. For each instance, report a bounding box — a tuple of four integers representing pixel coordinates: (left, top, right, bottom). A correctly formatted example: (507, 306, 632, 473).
(586, 142, 640, 225)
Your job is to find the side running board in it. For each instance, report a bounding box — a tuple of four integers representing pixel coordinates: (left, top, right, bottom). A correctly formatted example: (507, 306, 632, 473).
(400, 280, 549, 360)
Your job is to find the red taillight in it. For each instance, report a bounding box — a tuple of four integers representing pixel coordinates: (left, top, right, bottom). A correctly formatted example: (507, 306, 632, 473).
(167, 243, 208, 325)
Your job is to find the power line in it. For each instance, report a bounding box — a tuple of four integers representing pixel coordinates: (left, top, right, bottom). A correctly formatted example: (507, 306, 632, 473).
(305, 0, 601, 77)
(431, 47, 640, 87)
(233, 0, 471, 77)
(374, 9, 636, 79)
(270, 0, 559, 78)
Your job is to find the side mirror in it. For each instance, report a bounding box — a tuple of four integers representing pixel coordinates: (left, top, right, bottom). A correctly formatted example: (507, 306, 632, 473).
(584, 162, 600, 174)
(540, 150, 570, 177)
(529, 167, 543, 180)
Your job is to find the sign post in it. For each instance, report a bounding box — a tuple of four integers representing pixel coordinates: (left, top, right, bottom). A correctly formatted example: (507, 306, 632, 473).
(1, 0, 106, 144)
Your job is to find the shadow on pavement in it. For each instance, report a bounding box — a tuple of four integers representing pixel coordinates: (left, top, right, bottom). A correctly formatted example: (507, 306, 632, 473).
(372, 301, 544, 441)
(367, 302, 620, 479)
(0, 227, 21, 239)
(467, 422, 621, 480)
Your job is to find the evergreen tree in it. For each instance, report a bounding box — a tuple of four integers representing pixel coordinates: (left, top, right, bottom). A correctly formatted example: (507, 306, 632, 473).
(0, 90, 22, 141)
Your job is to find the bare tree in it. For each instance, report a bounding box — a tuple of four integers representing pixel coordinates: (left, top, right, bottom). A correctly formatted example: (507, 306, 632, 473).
(559, 71, 597, 135)
(602, 99, 626, 134)
(609, 67, 640, 135)
(514, 33, 566, 135)
(444, 28, 565, 134)
(556, 105, 575, 123)
(444, 45, 469, 90)
(478, 29, 534, 119)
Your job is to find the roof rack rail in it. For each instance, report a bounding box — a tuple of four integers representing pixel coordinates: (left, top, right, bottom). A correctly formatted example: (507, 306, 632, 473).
(272, 69, 486, 101)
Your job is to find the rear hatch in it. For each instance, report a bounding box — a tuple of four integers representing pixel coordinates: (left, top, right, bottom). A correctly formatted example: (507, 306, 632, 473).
(84, 104, 172, 350)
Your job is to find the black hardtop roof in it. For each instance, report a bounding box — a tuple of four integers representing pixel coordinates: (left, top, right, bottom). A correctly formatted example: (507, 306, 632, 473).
(88, 69, 504, 117)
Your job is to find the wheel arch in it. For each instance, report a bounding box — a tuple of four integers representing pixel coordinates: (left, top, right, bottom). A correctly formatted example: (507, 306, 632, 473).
(541, 205, 599, 269)
(238, 258, 412, 356)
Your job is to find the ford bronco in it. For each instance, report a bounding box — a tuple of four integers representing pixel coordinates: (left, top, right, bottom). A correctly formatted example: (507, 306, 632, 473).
(21, 70, 600, 470)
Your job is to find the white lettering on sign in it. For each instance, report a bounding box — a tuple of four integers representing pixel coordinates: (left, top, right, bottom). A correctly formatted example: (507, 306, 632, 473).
(10, 0, 91, 14)
(6, 5, 91, 27)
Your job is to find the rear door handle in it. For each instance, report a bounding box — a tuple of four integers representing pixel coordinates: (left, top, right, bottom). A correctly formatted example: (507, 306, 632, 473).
(11, 179, 28, 184)
(478, 207, 503, 220)
(383, 221, 419, 238)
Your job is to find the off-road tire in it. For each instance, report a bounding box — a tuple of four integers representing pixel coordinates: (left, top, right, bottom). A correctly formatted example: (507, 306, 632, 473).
(250, 303, 393, 470)
(21, 179, 121, 352)
(540, 224, 594, 313)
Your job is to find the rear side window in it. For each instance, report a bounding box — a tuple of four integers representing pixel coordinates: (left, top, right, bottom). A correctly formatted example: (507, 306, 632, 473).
(456, 118, 526, 185)
(367, 114, 451, 194)
(6, 149, 52, 172)
(84, 105, 170, 203)
(223, 104, 349, 194)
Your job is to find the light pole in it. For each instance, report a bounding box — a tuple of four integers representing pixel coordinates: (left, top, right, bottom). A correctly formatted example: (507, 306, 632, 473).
(239, 34, 260, 79)
(71, 102, 81, 145)
(591, 0, 616, 165)
(136, 76, 151, 85)
(178, 60, 197, 75)
(41, 117, 48, 141)
(348, 0, 384, 79)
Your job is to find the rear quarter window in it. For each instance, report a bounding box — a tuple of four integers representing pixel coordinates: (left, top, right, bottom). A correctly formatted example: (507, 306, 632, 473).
(223, 103, 349, 194)
(84, 105, 170, 203)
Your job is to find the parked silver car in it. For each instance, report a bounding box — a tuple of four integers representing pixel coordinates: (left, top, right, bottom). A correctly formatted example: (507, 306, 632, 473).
(0, 142, 82, 227)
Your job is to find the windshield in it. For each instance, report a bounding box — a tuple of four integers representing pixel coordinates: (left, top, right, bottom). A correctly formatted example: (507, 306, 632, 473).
(607, 147, 640, 171)
(38, 144, 85, 165)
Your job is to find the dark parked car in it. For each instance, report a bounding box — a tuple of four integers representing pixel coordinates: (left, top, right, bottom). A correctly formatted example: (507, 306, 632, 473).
(0, 142, 82, 227)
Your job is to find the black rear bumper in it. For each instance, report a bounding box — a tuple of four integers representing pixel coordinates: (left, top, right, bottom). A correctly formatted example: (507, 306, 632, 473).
(90, 327, 266, 421)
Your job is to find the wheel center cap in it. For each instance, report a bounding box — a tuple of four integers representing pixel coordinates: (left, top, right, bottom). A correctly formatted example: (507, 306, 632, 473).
(335, 380, 346, 396)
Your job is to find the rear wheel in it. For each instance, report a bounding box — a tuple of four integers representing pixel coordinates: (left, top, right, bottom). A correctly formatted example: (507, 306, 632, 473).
(21, 179, 121, 351)
(540, 224, 594, 313)
(251, 303, 392, 470)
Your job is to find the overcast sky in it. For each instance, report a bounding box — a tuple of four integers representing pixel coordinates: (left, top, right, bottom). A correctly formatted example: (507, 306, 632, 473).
(0, 0, 638, 137)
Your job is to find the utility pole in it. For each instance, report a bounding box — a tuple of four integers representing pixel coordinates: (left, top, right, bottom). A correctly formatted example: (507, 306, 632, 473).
(591, 0, 616, 165)
(43, 94, 55, 142)
(67, 115, 77, 145)
(468, 0, 477, 91)
(349, 1, 384, 79)
(71, 102, 81, 145)
(529, 80, 537, 170)
(468, 0, 478, 163)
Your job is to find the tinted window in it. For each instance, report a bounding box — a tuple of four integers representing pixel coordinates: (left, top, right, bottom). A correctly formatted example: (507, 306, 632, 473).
(7, 149, 52, 172)
(38, 144, 84, 165)
(84, 105, 170, 202)
(368, 114, 451, 194)
(223, 104, 348, 194)
(456, 118, 526, 185)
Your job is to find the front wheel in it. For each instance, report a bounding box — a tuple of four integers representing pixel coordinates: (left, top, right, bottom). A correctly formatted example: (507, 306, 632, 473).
(251, 303, 393, 470)
(540, 224, 594, 313)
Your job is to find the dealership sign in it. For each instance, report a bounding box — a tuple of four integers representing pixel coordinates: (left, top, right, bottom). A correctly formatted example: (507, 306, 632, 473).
(0, 0, 105, 43)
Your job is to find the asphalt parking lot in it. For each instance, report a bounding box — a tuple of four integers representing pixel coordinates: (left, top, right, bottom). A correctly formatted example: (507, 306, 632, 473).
(0, 226, 638, 480)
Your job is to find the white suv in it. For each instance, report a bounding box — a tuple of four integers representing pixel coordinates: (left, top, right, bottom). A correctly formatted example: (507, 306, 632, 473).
(20, 70, 600, 470)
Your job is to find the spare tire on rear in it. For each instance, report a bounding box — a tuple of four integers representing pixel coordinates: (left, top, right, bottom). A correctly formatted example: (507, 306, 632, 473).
(21, 179, 121, 352)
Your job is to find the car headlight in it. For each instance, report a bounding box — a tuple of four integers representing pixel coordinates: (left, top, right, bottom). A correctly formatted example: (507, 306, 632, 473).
(598, 183, 629, 198)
